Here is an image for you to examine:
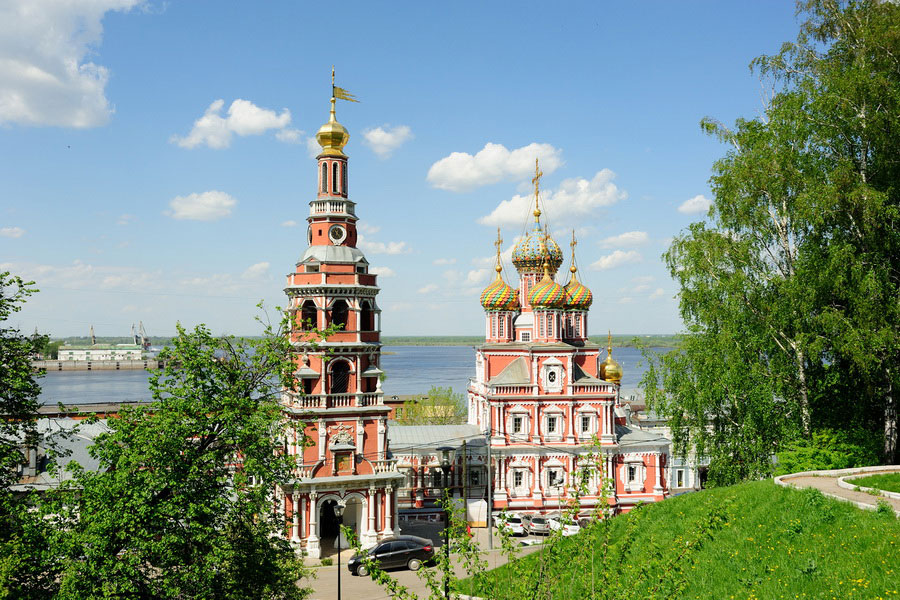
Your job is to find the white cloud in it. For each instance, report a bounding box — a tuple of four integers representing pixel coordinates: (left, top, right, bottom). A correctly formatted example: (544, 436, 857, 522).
(649, 288, 665, 299)
(362, 124, 413, 158)
(418, 283, 438, 294)
(433, 258, 456, 265)
(591, 250, 642, 271)
(619, 297, 634, 304)
(599, 231, 648, 248)
(678, 194, 712, 214)
(631, 275, 654, 284)
(306, 136, 321, 158)
(116, 214, 135, 226)
(466, 269, 489, 285)
(359, 238, 410, 255)
(427, 142, 563, 192)
(369, 266, 395, 277)
(359, 223, 381, 235)
(241, 262, 270, 280)
(281, 220, 297, 227)
(0, 0, 143, 128)
(170, 99, 293, 149)
(0, 227, 25, 238)
(166, 191, 236, 221)
(275, 128, 303, 143)
(479, 169, 626, 228)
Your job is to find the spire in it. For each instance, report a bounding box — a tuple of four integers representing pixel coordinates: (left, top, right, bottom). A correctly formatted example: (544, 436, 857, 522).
(316, 67, 354, 157)
(531, 158, 543, 222)
(493, 228, 504, 278)
(569, 230, 578, 277)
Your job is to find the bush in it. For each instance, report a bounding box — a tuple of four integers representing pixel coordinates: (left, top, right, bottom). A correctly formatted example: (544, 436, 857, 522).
(774, 429, 880, 475)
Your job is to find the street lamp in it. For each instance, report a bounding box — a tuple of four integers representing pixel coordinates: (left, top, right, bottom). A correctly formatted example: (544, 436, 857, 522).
(333, 501, 346, 600)
(436, 445, 455, 600)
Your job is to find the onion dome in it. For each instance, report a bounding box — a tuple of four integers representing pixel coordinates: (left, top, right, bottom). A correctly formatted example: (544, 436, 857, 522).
(528, 237, 567, 309)
(316, 98, 350, 157)
(481, 276, 519, 311)
(481, 229, 520, 311)
(564, 232, 593, 309)
(511, 158, 563, 273)
(599, 332, 623, 384)
(512, 223, 564, 273)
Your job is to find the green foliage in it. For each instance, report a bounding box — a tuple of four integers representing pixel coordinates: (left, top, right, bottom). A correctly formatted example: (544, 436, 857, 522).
(774, 429, 881, 475)
(875, 499, 896, 519)
(465, 481, 900, 599)
(851, 473, 900, 495)
(2, 316, 316, 599)
(395, 386, 466, 425)
(644, 0, 900, 479)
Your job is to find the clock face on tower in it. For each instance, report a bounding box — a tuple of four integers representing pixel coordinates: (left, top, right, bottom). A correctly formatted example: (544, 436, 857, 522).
(328, 224, 347, 245)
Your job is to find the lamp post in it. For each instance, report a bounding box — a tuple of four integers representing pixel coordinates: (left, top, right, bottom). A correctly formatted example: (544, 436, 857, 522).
(437, 445, 455, 600)
(333, 501, 346, 600)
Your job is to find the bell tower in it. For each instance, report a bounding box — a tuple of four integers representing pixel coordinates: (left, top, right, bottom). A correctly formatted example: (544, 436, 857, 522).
(280, 73, 402, 558)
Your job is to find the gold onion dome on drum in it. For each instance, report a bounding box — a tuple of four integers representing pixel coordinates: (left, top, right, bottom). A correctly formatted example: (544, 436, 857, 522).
(565, 231, 593, 310)
(599, 331, 623, 384)
(481, 229, 519, 311)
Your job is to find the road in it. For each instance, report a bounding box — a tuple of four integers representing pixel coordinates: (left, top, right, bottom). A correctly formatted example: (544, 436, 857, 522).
(303, 523, 545, 600)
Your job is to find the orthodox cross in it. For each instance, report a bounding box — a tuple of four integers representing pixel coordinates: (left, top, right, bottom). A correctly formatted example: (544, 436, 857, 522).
(532, 158, 543, 220)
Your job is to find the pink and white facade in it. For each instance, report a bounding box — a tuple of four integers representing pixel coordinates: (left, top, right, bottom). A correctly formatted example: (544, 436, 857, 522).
(278, 93, 403, 558)
(467, 169, 669, 516)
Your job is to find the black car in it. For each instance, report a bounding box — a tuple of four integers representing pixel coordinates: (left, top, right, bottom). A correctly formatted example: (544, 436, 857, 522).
(347, 535, 434, 576)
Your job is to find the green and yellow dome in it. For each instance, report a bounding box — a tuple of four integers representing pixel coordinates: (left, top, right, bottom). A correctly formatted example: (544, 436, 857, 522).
(512, 222, 564, 273)
(481, 274, 519, 311)
(565, 276, 593, 310)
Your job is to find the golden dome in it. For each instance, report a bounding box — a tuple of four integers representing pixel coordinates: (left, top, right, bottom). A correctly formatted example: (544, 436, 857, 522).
(599, 332, 622, 384)
(316, 98, 350, 157)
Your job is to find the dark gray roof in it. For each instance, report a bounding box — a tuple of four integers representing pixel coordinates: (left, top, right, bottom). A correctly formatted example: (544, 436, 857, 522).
(615, 424, 669, 447)
(13, 418, 108, 491)
(299, 245, 368, 264)
(489, 357, 530, 385)
(573, 364, 604, 385)
(388, 424, 486, 452)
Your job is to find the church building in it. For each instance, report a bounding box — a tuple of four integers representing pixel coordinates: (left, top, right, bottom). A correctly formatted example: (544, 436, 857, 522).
(278, 84, 404, 558)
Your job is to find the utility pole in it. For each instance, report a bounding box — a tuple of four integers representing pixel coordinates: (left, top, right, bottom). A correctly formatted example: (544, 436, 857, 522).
(462, 440, 468, 503)
(485, 429, 492, 549)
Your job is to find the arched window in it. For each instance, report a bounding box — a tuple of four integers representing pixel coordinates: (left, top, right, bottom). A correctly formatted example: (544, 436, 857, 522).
(332, 162, 339, 194)
(330, 360, 350, 394)
(330, 299, 349, 329)
(300, 300, 317, 331)
(321, 163, 328, 193)
(360, 301, 374, 331)
(498, 315, 505, 337)
(342, 163, 348, 195)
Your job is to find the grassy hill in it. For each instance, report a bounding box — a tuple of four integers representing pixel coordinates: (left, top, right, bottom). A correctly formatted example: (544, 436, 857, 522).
(461, 480, 898, 600)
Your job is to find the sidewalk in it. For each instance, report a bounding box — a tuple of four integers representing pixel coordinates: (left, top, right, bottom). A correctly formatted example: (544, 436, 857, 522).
(775, 465, 900, 515)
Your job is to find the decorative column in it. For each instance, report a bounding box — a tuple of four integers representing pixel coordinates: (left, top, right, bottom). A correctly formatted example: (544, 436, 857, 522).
(653, 453, 664, 494)
(382, 486, 394, 536)
(307, 491, 320, 558)
(365, 487, 377, 545)
(291, 491, 301, 542)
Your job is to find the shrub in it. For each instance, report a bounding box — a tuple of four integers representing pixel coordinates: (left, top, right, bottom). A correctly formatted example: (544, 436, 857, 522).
(774, 429, 880, 475)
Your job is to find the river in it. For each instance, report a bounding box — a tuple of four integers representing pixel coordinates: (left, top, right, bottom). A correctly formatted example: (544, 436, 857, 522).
(37, 345, 669, 405)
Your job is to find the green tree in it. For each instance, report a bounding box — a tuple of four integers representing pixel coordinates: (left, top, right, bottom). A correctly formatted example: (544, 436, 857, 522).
(395, 386, 466, 425)
(3, 319, 318, 599)
(643, 0, 900, 482)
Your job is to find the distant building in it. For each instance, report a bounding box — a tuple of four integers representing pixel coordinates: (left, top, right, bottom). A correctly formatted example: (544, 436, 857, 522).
(57, 344, 143, 361)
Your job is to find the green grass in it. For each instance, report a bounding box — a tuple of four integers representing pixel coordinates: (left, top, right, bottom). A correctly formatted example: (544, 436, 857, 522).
(852, 473, 900, 494)
(461, 481, 899, 600)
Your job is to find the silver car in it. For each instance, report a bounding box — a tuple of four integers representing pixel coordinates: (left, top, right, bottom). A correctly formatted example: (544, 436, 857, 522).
(525, 515, 551, 535)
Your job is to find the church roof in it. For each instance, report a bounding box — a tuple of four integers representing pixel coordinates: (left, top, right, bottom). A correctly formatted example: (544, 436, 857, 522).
(387, 424, 486, 451)
(299, 245, 368, 264)
(572, 364, 604, 385)
(488, 357, 530, 385)
(615, 424, 669, 447)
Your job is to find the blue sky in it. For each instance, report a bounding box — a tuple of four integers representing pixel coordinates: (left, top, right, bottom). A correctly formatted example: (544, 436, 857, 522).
(0, 1, 800, 337)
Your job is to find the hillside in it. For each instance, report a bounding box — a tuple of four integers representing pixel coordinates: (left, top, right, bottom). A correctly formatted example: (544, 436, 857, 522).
(461, 480, 899, 600)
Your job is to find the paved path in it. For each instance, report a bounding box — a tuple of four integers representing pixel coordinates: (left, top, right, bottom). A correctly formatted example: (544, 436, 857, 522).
(303, 525, 542, 600)
(776, 466, 900, 514)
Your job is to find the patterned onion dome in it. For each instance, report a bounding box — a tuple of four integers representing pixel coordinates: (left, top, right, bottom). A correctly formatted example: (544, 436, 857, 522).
(528, 275, 567, 309)
(480, 276, 519, 311)
(565, 277, 593, 310)
(512, 223, 564, 272)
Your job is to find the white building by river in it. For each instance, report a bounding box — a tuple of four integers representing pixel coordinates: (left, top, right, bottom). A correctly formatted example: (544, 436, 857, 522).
(58, 344, 143, 361)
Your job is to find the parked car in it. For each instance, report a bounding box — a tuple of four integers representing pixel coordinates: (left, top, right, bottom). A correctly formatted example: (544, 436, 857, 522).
(524, 515, 551, 535)
(547, 514, 581, 536)
(348, 535, 434, 576)
(496, 513, 526, 536)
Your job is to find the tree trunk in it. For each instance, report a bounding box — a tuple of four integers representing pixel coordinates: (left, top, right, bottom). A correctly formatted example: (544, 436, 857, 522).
(795, 346, 811, 435)
(885, 375, 897, 464)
